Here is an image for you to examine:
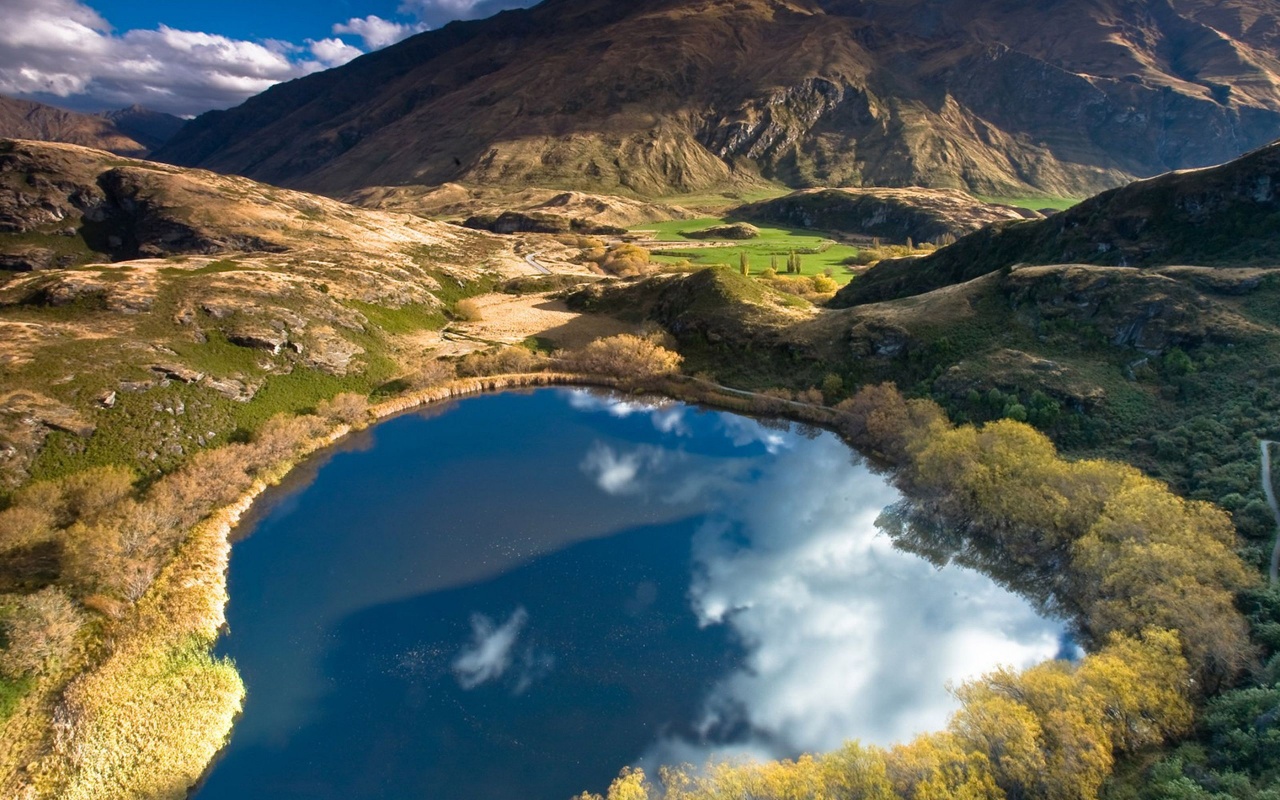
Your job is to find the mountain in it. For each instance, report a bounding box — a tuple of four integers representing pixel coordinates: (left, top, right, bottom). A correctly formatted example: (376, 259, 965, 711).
(832, 137, 1280, 306)
(0, 96, 149, 157)
(156, 0, 1280, 198)
(0, 97, 185, 157)
(97, 105, 186, 153)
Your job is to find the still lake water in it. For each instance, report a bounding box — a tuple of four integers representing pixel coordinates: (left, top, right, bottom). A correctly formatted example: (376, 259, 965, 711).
(196, 389, 1066, 800)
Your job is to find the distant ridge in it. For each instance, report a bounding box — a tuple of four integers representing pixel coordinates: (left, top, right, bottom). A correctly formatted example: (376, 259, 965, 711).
(0, 96, 184, 157)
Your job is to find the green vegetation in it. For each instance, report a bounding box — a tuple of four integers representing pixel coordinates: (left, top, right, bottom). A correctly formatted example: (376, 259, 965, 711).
(634, 217, 861, 284)
(0, 675, 33, 723)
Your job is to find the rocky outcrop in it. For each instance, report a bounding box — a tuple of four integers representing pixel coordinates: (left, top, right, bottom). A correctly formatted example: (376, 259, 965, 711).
(685, 223, 760, 240)
(462, 210, 624, 236)
(0, 140, 292, 268)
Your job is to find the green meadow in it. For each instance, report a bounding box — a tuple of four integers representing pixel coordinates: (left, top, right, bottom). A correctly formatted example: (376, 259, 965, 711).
(632, 217, 861, 284)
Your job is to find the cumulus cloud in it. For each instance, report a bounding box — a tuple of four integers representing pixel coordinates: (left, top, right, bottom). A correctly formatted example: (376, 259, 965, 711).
(452, 607, 528, 690)
(306, 37, 364, 68)
(332, 15, 428, 50)
(0, 0, 331, 115)
(642, 432, 1064, 767)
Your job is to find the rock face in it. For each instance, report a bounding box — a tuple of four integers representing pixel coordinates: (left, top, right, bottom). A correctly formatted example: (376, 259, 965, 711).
(735, 188, 1038, 243)
(0, 139, 301, 267)
(156, 0, 1280, 198)
(834, 138, 1280, 306)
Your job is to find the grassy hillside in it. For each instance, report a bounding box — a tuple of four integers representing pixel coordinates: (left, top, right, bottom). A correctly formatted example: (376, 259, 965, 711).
(836, 140, 1280, 306)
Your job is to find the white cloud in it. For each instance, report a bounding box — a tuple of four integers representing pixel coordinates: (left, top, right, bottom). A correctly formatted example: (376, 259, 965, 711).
(307, 37, 363, 68)
(0, 0, 330, 115)
(452, 607, 528, 690)
(333, 15, 428, 50)
(642, 433, 1064, 768)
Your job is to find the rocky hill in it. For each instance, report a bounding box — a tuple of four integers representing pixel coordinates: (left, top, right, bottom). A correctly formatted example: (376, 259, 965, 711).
(0, 139, 524, 489)
(733, 188, 1040, 244)
(0, 97, 150, 157)
(156, 0, 1280, 198)
(833, 138, 1280, 306)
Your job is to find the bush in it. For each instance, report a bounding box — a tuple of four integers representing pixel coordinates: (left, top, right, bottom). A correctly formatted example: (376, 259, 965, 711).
(454, 298, 483, 322)
(407, 360, 457, 390)
(315, 393, 371, 426)
(456, 346, 547, 377)
(585, 244, 653, 277)
(0, 587, 85, 677)
(560, 334, 683, 380)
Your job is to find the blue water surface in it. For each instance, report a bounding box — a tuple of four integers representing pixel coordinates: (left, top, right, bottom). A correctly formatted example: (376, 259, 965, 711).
(196, 389, 1063, 800)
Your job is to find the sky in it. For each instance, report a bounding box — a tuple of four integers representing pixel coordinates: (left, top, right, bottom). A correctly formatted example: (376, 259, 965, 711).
(0, 0, 537, 117)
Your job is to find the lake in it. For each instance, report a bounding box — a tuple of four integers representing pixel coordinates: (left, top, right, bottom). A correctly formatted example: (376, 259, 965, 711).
(195, 388, 1067, 800)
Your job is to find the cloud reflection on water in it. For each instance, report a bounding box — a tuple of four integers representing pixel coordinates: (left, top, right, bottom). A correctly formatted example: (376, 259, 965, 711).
(569, 395, 1064, 764)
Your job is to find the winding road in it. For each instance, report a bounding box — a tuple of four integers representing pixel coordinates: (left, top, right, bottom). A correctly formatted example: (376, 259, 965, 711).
(1260, 440, 1280, 584)
(524, 251, 551, 275)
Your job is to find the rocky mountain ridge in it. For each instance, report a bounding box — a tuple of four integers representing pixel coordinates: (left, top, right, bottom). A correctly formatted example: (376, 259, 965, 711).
(157, 0, 1280, 198)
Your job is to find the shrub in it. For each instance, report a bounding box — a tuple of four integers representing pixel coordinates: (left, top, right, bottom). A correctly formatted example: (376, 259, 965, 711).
(560, 334, 683, 380)
(454, 298, 483, 322)
(408, 360, 457, 390)
(316, 393, 371, 426)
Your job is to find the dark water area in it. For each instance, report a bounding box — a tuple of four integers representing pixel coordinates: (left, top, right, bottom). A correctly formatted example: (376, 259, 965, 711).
(196, 389, 1065, 800)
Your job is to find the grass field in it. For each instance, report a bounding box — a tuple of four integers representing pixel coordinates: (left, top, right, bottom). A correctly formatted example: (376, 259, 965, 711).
(633, 217, 861, 284)
(977, 195, 1082, 212)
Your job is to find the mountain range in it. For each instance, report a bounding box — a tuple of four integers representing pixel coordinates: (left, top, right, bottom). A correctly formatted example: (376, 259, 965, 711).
(156, 0, 1280, 198)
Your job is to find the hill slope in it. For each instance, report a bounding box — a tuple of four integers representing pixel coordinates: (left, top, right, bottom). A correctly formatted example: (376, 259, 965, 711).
(833, 138, 1280, 306)
(156, 0, 1280, 198)
(733, 188, 1040, 244)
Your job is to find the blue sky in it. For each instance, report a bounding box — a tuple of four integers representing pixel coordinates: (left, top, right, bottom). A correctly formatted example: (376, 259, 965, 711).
(90, 0, 430, 45)
(0, 0, 537, 116)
